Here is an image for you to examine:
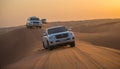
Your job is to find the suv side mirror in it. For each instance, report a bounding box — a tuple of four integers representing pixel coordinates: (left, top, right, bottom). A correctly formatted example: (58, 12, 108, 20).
(43, 32, 47, 36)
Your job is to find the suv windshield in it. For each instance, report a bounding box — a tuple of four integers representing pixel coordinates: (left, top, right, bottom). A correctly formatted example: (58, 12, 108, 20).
(30, 18, 39, 20)
(48, 26, 67, 34)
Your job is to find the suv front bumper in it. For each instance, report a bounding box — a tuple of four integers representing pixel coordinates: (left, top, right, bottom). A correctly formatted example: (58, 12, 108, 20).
(48, 38, 75, 46)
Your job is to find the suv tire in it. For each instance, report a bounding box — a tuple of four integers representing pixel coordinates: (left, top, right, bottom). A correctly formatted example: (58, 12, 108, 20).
(70, 41, 75, 47)
(47, 41, 53, 50)
(43, 42, 48, 49)
(29, 26, 32, 29)
(39, 26, 41, 29)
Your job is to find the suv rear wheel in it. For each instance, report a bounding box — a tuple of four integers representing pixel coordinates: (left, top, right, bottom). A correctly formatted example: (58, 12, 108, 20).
(26, 25, 29, 29)
(29, 26, 32, 29)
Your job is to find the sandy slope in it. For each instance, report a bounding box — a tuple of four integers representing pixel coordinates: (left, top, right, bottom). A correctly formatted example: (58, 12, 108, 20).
(0, 19, 120, 69)
(0, 27, 43, 68)
(3, 41, 120, 69)
(0, 26, 24, 35)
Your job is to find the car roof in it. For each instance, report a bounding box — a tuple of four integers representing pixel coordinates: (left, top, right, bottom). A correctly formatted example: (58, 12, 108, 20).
(28, 16, 39, 19)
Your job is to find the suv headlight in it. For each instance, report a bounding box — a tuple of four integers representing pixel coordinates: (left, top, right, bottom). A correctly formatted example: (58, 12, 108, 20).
(29, 23, 33, 25)
(49, 36, 55, 40)
(69, 32, 75, 39)
(70, 32, 73, 36)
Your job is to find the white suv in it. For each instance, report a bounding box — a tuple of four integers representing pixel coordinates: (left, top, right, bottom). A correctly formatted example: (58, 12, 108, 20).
(26, 16, 42, 29)
(43, 26, 75, 50)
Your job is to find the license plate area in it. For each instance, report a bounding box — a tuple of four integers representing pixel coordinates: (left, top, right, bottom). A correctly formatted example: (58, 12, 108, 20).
(61, 38, 70, 41)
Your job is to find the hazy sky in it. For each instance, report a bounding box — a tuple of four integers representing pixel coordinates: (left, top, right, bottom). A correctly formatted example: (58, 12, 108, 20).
(0, 0, 120, 27)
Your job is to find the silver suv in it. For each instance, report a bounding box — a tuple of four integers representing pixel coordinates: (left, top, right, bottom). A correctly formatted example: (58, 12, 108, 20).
(26, 16, 42, 29)
(43, 26, 75, 50)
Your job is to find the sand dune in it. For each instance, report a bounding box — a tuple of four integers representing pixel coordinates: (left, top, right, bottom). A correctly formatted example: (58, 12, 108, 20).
(0, 27, 43, 67)
(0, 19, 120, 69)
(0, 26, 24, 35)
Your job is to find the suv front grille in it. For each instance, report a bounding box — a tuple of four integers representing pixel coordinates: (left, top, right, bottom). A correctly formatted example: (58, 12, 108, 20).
(55, 33, 68, 39)
(33, 22, 39, 23)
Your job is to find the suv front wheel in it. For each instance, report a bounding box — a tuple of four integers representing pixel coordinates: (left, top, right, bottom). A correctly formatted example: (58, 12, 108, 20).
(47, 41, 53, 50)
(70, 41, 75, 47)
(38, 26, 42, 29)
(43, 42, 48, 49)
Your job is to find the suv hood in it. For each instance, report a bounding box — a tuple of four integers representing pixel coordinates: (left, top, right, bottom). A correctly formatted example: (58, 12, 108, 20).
(30, 20, 40, 22)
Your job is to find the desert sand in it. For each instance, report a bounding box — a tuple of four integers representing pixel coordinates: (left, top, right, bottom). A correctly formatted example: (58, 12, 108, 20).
(0, 19, 120, 69)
